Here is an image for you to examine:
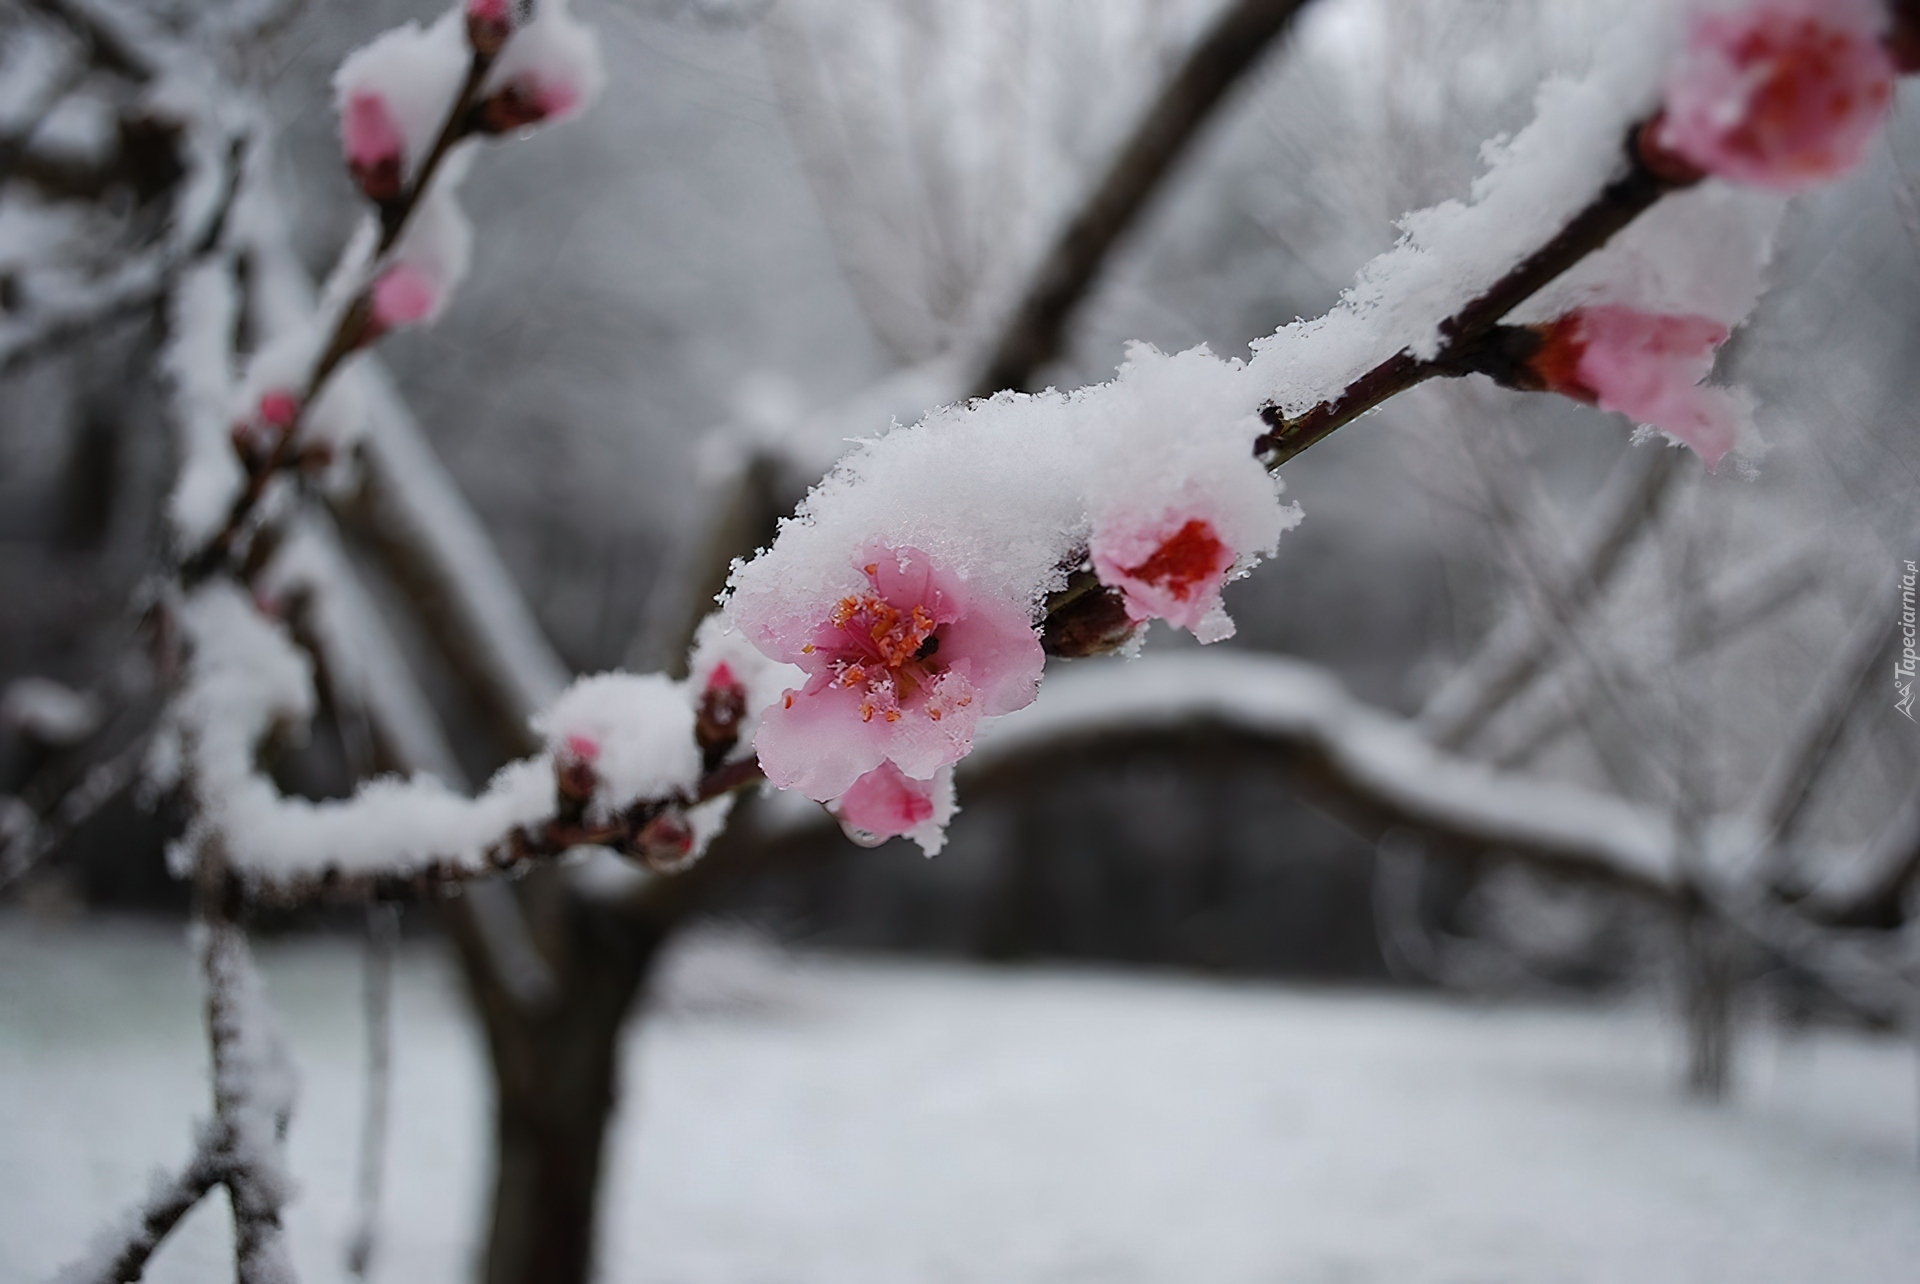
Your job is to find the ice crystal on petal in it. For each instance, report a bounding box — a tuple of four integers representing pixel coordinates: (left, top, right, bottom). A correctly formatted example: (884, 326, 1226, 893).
(745, 546, 1043, 801)
(1531, 305, 1740, 467)
(1651, 0, 1894, 193)
(829, 762, 957, 856)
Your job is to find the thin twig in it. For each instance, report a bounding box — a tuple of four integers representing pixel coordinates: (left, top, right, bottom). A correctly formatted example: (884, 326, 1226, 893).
(1253, 131, 1687, 467)
(345, 904, 399, 1279)
(968, 0, 1312, 397)
(52, 1126, 225, 1284)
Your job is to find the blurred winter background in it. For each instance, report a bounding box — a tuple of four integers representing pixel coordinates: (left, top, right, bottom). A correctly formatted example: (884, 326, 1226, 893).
(3, 0, 1919, 1280)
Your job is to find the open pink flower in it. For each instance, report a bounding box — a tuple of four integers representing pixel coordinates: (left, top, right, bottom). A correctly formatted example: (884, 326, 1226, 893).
(1091, 514, 1238, 642)
(828, 762, 956, 855)
(1648, 0, 1894, 193)
(341, 90, 405, 203)
(750, 546, 1043, 801)
(1529, 305, 1740, 467)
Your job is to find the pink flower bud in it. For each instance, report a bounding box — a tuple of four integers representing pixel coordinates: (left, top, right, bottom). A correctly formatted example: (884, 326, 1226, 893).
(466, 0, 513, 57)
(475, 78, 579, 134)
(1647, 0, 1895, 193)
(257, 390, 301, 430)
(633, 810, 697, 870)
(1527, 306, 1740, 468)
(366, 264, 441, 339)
(341, 90, 406, 204)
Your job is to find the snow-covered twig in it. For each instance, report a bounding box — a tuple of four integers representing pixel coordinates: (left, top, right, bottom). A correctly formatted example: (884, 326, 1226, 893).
(51, 1124, 225, 1284)
(345, 905, 398, 1279)
(1251, 130, 1691, 467)
(199, 915, 299, 1284)
(176, 59, 497, 586)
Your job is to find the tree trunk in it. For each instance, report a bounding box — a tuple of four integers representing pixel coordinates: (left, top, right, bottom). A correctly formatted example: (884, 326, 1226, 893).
(446, 870, 672, 1284)
(1680, 907, 1739, 1100)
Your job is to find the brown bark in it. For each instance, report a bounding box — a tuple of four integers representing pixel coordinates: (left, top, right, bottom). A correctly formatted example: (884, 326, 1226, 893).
(445, 870, 676, 1284)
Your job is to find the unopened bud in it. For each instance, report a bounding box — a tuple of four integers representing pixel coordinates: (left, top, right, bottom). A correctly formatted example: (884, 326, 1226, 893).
(466, 0, 513, 58)
(554, 736, 598, 805)
(632, 810, 696, 872)
(695, 664, 748, 767)
(342, 91, 406, 205)
(473, 81, 551, 135)
(258, 390, 301, 429)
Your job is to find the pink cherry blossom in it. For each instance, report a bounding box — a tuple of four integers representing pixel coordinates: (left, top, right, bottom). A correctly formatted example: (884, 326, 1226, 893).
(341, 90, 405, 203)
(1529, 305, 1740, 468)
(748, 546, 1043, 801)
(1090, 513, 1238, 641)
(828, 762, 956, 855)
(1649, 0, 1895, 193)
(368, 264, 441, 335)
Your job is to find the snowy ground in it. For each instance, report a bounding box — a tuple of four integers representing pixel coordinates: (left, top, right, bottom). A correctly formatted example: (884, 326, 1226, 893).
(3, 916, 1918, 1284)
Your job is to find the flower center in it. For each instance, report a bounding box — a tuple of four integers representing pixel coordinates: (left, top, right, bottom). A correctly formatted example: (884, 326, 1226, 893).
(1125, 520, 1230, 603)
(789, 562, 980, 728)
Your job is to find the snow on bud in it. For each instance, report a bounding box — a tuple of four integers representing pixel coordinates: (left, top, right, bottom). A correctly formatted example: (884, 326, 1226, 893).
(828, 762, 957, 857)
(341, 92, 405, 203)
(1645, 0, 1895, 193)
(742, 545, 1043, 803)
(1084, 345, 1301, 645)
(687, 613, 804, 761)
(475, 0, 603, 134)
(333, 10, 469, 198)
(359, 174, 474, 343)
(534, 673, 701, 821)
(1525, 305, 1742, 468)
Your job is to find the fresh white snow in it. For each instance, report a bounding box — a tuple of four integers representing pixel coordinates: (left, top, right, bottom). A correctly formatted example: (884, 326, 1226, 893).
(4, 917, 1917, 1283)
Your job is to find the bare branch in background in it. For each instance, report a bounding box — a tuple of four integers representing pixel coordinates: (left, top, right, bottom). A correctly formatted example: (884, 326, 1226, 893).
(1420, 439, 1681, 753)
(968, 0, 1311, 396)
